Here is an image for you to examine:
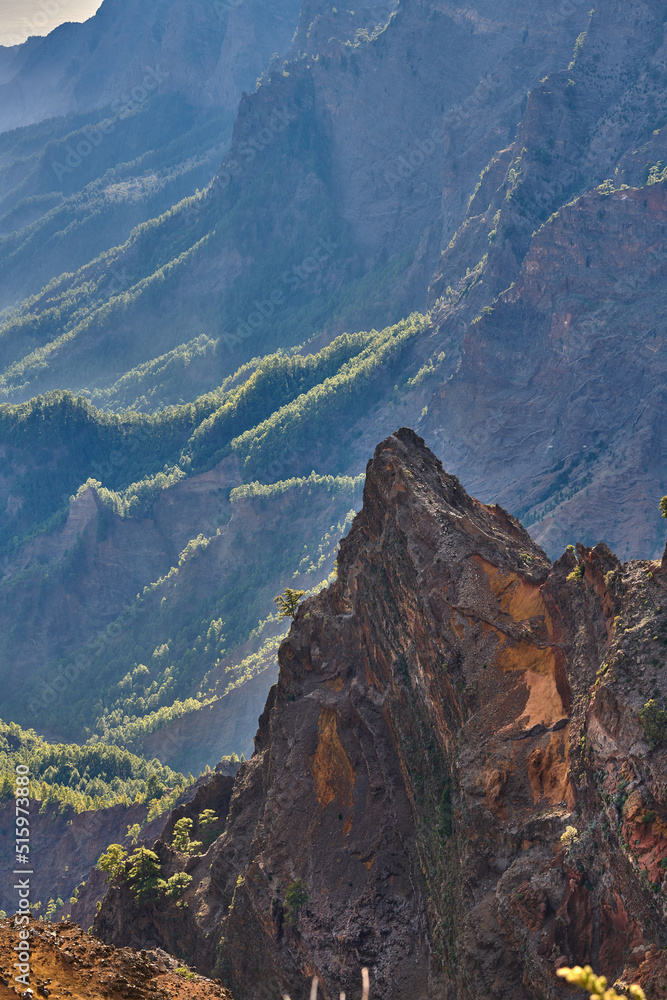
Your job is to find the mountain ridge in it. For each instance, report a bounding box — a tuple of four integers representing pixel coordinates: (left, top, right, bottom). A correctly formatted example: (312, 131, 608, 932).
(0, 2, 666, 954)
(92, 428, 667, 1000)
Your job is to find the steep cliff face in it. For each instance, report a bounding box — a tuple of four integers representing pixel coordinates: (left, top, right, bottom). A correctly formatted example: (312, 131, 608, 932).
(0, 0, 304, 311)
(426, 180, 667, 560)
(0, 782, 202, 924)
(94, 429, 667, 999)
(421, 0, 667, 559)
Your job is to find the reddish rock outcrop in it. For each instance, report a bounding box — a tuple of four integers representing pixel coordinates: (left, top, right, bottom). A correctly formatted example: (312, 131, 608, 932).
(95, 429, 667, 999)
(0, 919, 230, 1000)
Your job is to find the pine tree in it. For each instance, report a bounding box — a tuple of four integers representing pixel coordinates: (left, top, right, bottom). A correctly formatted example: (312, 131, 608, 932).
(125, 847, 162, 906)
(97, 844, 128, 883)
(274, 588, 306, 619)
(126, 823, 141, 845)
(172, 817, 202, 855)
(198, 809, 219, 847)
(162, 872, 192, 907)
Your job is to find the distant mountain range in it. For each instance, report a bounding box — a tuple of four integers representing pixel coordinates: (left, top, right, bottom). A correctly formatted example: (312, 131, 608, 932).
(0, 0, 665, 793)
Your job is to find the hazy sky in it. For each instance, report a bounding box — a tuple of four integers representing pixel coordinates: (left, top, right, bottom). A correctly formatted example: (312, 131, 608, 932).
(0, 0, 101, 46)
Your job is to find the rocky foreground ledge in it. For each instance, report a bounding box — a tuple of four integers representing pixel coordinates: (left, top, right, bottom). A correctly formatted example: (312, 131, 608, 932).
(0, 919, 229, 998)
(94, 429, 667, 1000)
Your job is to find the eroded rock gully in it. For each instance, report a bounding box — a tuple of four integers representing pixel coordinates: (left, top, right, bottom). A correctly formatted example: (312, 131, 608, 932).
(95, 429, 667, 1000)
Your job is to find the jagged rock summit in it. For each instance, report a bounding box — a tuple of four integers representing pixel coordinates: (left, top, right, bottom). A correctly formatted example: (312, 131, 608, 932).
(95, 429, 667, 1000)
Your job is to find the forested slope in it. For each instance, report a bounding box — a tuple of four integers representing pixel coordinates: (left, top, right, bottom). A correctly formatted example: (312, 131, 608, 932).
(0, 319, 431, 764)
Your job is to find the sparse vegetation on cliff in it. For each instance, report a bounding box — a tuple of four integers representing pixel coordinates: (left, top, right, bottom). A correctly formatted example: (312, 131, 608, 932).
(172, 817, 203, 855)
(2, 0, 667, 991)
(97, 844, 128, 883)
(125, 847, 164, 906)
(99, 841, 194, 908)
(284, 879, 309, 925)
(0, 317, 422, 757)
(638, 700, 667, 750)
(91, 431, 667, 999)
(274, 588, 306, 619)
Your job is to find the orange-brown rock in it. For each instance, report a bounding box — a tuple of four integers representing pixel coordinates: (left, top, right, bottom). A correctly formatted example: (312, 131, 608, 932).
(94, 430, 667, 1000)
(0, 919, 230, 1000)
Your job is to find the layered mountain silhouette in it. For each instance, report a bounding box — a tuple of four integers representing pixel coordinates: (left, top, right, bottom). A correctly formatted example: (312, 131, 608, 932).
(0, 0, 665, 832)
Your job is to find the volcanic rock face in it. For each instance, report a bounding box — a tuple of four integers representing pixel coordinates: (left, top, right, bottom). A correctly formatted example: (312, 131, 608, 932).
(95, 429, 667, 1000)
(422, 0, 667, 560)
(426, 174, 667, 561)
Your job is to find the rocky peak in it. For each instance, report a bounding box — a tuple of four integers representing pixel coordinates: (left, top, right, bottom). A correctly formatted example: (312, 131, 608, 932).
(95, 429, 667, 1000)
(338, 426, 550, 592)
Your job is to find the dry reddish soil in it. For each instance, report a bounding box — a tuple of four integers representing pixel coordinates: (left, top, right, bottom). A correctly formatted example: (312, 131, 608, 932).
(0, 920, 231, 1000)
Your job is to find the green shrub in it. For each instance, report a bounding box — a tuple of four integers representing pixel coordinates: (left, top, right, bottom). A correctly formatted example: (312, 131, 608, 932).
(175, 967, 197, 980)
(558, 965, 645, 1000)
(284, 878, 309, 924)
(97, 844, 128, 883)
(638, 700, 667, 749)
(172, 817, 202, 855)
